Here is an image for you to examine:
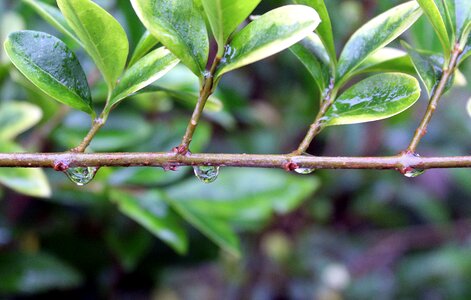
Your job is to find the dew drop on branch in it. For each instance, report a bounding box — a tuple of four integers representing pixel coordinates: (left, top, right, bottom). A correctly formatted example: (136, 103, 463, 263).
(403, 168, 424, 178)
(193, 166, 219, 184)
(294, 153, 315, 175)
(65, 167, 98, 186)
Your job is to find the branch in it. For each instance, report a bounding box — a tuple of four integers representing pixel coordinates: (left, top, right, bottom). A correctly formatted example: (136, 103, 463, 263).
(71, 113, 107, 153)
(1, 151, 471, 171)
(178, 57, 221, 154)
(407, 43, 463, 153)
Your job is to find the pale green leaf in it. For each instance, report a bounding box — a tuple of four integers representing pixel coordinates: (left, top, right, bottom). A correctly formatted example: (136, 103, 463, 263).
(109, 47, 179, 110)
(0, 102, 42, 141)
(293, 0, 336, 64)
(325, 73, 421, 126)
(110, 189, 188, 254)
(354, 47, 416, 75)
(128, 30, 159, 67)
(216, 5, 321, 77)
(0, 142, 51, 198)
(416, 0, 451, 58)
(202, 0, 261, 52)
(455, 0, 471, 39)
(23, 0, 81, 46)
(57, 0, 129, 90)
(0, 12, 24, 64)
(4, 31, 93, 114)
(337, 1, 422, 79)
(131, 0, 209, 76)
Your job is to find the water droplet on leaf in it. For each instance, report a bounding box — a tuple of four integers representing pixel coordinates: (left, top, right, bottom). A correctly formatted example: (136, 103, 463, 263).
(193, 166, 219, 184)
(65, 167, 98, 186)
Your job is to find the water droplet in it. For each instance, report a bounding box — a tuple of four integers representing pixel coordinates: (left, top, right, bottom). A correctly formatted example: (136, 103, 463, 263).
(294, 167, 315, 174)
(293, 153, 315, 175)
(193, 165, 219, 184)
(65, 167, 98, 186)
(403, 167, 424, 178)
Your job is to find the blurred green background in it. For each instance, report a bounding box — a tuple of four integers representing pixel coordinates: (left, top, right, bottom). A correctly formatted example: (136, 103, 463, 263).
(1, 0, 471, 299)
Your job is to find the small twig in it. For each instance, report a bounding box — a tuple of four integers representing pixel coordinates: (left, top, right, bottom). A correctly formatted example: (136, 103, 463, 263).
(407, 43, 463, 153)
(71, 112, 107, 153)
(293, 79, 336, 155)
(1, 151, 471, 170)
(178, 57, 221, 154)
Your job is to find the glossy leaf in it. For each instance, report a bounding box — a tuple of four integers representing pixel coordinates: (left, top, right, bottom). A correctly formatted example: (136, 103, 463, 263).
(23, 0, 82, 46)
(324, 73, 421, 126)
(0, 102, 42, 141)
(128, 31, 159, 67)
(293, 0, 336, 64)
(402, 42, 445, 96)
(165, 169, 319, 250)
(354, 47, 416, 75)
(290, 33, 330, 92)
(337, 1, 421, 79)
(202, 0, 261, 52)
(4, 31, 93, 114)
(0, 142, 51, 198)
(455, 0, 471, 39)
(216, 5, 321, 77)
(57, 0, 129, 90)
(142, 85, 223, 112)
(131, 0, 209, 76)
(0, 252, 82, 294)
(416, 0, 450, 57)
(110, 189, 188, 254)
(109, 47, 179, 110)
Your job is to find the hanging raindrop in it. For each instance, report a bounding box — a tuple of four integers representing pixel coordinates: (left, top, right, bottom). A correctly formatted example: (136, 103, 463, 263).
(294, 152, 315, 174)
(65, 166, 98, 186)
(401, 153, 424, 178)
(193, 165, 220, 184)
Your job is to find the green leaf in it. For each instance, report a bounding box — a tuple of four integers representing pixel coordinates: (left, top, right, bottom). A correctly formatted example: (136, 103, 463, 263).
(416, 0, 451, 58)
(402, 42, 445, 96)
(166, 169, 319, 249)
(110, 189, 188, 254)
(0, 102, 42, 141)
(290, 33, 331, 92)
(324, 73, 421, 126)
(337, 1, 421, 79)
(57, 0, 129, 90)
(0, 142, 51, 198)
(354, 47, 416, 75)
(215, 5, 321, 77)
(109, 47, 179, 110)
(23, 0, 82, 46)
(293, 0, 336, 64)
(128, 30, 159, 67)
(0, 12, 24, 64)
(0, 252, 82, 294)
(131, 0, 209, 76)
(141, 85, 223, 112)
(201, 0, 261, 52)
(4, 31, 93, 114)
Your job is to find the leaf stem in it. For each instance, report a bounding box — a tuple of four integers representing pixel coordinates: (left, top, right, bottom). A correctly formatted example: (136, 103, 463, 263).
(71, 111, 108, 153)
(293, 78, 336, 155)
(406, 43, 462, 153)
(178, 57, 221, 154)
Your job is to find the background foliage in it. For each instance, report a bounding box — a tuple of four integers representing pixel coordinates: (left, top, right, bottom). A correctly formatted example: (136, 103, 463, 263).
(1, 0, 471, 298)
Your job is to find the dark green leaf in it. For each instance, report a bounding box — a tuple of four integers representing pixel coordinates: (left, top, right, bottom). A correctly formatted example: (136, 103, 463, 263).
(202, 0, 261, 52)
(110, 189, 188, 254)
(128, 30, 159, 67)
(57, 0, 129, 90)
(293, 0, 336, 64)
(325, 73, 421, 126)
(337, 1, 421, 79)
(0, 252, 82, 294)
(290, 33, 331, 92)
(402, 42, 445, 96)
(4, 31, 93, 114)
(131, 0, 209, 76)
(109, 47, 179, 110)
(23, 0, 82, 46)
(0, 102, 42, 141)
(216, 5, 320, 77)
